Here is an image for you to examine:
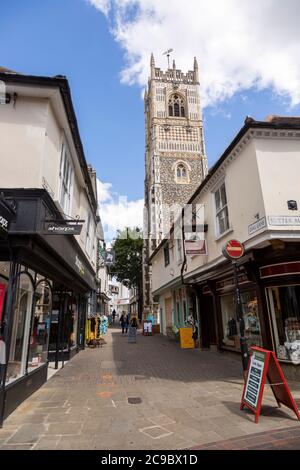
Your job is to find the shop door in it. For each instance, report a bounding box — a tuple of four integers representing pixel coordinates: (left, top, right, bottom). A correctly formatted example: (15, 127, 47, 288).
(164, 298, 173, 327)
(200, 295, 217, 348)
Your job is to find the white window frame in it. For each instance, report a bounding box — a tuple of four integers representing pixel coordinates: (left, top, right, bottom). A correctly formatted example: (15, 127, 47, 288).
(59, 140, 74, 217)
(85, 213, 91, 255)
(214, 182, 230, 238)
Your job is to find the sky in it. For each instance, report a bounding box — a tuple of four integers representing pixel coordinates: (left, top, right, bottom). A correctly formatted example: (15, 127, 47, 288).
(1, 0, 300, 238)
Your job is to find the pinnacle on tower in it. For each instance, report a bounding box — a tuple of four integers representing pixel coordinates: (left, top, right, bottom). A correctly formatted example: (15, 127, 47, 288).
(150, 53, 155, 79)
(194, 57, 199, 82)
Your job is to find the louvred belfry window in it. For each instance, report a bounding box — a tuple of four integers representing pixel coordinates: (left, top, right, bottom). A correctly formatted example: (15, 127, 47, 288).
(168, 94, 186, 117)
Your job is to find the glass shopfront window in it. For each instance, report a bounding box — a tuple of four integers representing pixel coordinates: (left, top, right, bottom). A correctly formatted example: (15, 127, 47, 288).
(0, 261, 10, 335)
(27, 281, 52, 373)
(48, 293, 78, 354)
(220, 290, 262, 350)
(68, 296, 78, 349)
(267, 286, 300, 364)
(6, 272, 33, 384)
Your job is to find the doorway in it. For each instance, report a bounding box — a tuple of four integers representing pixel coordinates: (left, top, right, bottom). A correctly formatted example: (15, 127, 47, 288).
(199, 295, 217, 348)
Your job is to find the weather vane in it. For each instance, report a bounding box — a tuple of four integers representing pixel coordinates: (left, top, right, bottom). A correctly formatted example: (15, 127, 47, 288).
(163, 48, 173, 68)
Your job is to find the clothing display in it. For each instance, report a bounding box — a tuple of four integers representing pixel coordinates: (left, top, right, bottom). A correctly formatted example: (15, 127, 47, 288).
(98, 315, 108, 337)
(227, 318, 238, 337)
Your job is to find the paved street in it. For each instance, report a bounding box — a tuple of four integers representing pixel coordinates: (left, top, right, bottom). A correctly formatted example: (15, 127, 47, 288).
(1, 327, 300, 450)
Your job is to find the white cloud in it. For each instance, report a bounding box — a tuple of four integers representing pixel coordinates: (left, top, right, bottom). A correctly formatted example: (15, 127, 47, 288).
(97, 179, 144, 241)
(87, 0, 111, 16)
(88, 0, 300, 107)
(97, 179, 113, 203)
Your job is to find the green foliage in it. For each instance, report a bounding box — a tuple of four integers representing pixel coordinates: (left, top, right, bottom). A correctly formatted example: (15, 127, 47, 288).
(110, 227, 143, 289)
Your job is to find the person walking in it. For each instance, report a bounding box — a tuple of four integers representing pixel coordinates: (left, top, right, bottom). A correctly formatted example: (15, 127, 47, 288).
(112, 309, 116, 324)
(128, 315, 138, 343)
(120, 311, 129, 334)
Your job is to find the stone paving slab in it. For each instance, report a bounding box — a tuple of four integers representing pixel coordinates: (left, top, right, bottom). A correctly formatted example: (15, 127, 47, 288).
(0, 327, 300, 450)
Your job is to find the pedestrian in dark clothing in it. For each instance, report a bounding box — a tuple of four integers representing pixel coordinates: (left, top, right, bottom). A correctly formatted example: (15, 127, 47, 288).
(120, 312, 129, 334)
(112, 309, 116, 324)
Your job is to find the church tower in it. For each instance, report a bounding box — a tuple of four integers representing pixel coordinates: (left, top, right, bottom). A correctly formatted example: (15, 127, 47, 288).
(143, 54, 208, 311)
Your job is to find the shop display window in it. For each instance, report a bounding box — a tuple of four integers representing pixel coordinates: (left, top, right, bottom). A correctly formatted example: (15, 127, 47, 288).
(220, 290, 262, 350)
(0, 261, 10, 335)
(68, 296, 78, 349)
(27, 280, 52, 373)
(267, 286, 300, 364)
(6, 272, 33, 384)
(48, 293, 78, 353)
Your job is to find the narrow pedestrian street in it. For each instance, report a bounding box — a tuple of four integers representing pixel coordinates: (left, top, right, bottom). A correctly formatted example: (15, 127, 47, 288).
(1, 327, 300, 450)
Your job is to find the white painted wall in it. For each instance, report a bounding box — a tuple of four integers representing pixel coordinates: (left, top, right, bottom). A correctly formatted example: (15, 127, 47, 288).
(0, 85, 99, 270)
(151, 131, 300, 298)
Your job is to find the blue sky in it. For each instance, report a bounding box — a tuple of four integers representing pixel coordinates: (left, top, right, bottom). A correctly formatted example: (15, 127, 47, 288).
(1, 0, 300, 231)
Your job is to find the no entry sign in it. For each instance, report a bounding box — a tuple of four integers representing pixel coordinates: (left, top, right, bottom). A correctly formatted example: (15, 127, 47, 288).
(222, 239, 244, 260)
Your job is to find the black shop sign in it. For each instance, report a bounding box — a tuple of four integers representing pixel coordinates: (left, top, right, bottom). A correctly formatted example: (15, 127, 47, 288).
(0, 196, 15, 238)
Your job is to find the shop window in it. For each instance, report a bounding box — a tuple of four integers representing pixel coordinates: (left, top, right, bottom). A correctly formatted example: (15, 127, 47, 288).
(220, 290, 262, 351)
(67, 296, 78, 349)
(214, 182, 230, 236)
(6, 273, 34, 384)
(0, 262, 10, 337)
(27, 280, 52, 374)
(267, 286, 300, 364)
(59, 142, 74, 217)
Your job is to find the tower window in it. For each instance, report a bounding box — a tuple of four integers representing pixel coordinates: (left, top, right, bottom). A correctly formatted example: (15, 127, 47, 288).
(168, 94, 186, 118)
(176, 163, 189, 183)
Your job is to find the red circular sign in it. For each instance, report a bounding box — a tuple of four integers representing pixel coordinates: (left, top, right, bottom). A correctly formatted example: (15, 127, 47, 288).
(223, 239, 244, 260)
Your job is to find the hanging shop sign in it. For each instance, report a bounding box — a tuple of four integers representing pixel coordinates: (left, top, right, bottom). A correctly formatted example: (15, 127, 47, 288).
(222, 239, 244, 260)
(185, 238, 207, 255)
(105, 250, 115, 266)
(0, 196, 15, 238)
(240, 346, 300, 423)
(43, 221, 83, 235)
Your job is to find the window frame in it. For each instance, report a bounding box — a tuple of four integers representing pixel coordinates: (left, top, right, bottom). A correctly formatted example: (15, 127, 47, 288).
(168, 94, 186, 118)
(214, 182, 230, 237)
(175, 162, 189, 184)
(85, 212, 91, 255)
(164, 244, 170, 267)
(58, 140, 74, 217)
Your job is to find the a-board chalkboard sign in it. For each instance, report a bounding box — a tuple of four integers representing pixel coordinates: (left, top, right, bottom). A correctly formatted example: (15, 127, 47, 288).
(241, 346, 300, 423)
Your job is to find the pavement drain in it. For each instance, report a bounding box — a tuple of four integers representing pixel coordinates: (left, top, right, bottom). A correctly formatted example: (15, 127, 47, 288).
(128, 397, 142, 404)
(139, 425, 173, 440)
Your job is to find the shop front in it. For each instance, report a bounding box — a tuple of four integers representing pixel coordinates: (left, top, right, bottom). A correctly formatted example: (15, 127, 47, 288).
(260, 261, 300, 370)
(194, 246, 300, 380)
(0, 189, 97, 422)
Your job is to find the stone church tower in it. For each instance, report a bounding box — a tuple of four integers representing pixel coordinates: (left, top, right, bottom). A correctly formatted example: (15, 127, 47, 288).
(143, 54, 208, 311)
